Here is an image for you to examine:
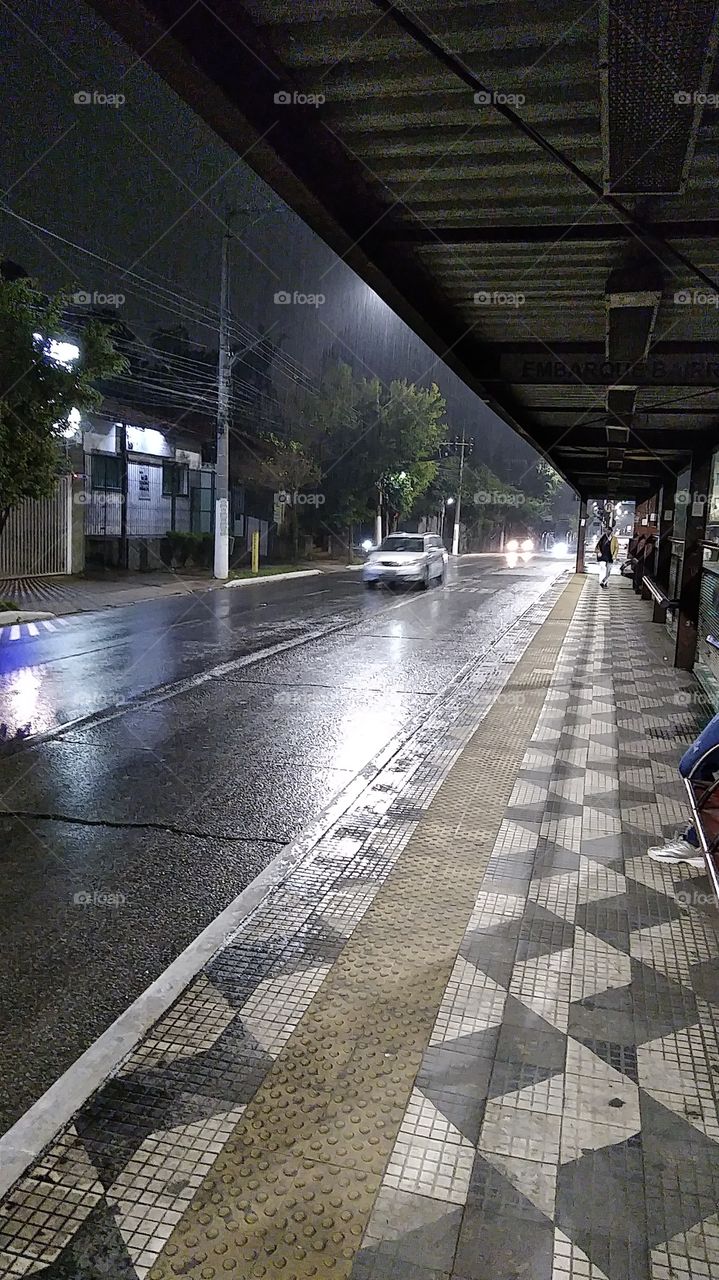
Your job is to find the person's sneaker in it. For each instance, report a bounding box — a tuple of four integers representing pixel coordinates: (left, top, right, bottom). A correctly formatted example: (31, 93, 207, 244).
(647, 837, 705, 866)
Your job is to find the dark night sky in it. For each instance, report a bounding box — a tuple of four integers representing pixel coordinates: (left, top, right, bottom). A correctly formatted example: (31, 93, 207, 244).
(0, 0, 552, 480)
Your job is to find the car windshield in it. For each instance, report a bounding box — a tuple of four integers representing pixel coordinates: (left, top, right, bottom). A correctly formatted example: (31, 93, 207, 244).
(378, 537, 424, 553)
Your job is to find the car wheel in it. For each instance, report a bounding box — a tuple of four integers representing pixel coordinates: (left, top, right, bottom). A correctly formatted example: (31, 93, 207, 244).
(364, 580, 376, 589)
(420, 566, 430, 590)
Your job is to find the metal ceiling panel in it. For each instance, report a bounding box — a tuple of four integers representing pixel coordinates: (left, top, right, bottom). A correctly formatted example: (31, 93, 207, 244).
(600, 0, 719, 194)
(87, 0, 719, 498)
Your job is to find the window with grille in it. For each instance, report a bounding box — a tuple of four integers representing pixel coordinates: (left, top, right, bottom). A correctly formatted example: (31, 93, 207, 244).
(91, 454, 122, 490)
(162, 463, 189, 497)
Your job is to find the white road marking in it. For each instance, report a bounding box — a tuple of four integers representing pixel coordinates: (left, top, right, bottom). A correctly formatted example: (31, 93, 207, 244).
(26, 623, 39, 636)
(9, 625, 20, 640)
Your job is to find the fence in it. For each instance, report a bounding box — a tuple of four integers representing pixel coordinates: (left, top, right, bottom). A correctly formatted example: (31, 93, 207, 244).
(0, 477, 72, 577)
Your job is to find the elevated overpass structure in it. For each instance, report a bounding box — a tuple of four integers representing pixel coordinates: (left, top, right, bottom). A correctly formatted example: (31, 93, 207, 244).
(90, 0, 719, 672)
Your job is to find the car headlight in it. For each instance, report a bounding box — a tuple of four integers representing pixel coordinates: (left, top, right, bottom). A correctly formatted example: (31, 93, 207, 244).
(506, 539, 519, 551)
(521, 538, 534, 551)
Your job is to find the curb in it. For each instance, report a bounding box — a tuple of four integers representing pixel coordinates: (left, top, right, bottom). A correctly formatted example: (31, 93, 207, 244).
(0, 610, 56, 625)
(224, 569, 322, 588)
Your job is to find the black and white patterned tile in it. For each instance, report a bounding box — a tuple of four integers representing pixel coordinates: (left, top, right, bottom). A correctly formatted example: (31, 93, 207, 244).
(354, 581, 719, 1280)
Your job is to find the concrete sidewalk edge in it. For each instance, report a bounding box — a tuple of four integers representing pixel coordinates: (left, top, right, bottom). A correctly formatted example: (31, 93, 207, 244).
(0, 611, 55, 625)
(224, 568, 322, 588)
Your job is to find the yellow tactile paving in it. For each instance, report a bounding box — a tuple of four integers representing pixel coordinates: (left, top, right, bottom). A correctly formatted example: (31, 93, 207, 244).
(149, 576, 584, 1280)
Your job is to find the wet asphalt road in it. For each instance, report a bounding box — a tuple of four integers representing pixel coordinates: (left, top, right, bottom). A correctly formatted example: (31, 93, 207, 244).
(0, 553, 569, 1131)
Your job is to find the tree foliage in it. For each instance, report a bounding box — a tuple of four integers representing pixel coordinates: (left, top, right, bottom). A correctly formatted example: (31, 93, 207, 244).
(0, 278, 125, 537)
(229, 355, 574, 553)
(255, 364, 448, 543)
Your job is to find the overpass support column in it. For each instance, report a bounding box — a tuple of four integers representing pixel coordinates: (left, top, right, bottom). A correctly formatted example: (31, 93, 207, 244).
(654, 479, 677, 621)
(575, 498, 587, 574)
(675, 452, 711, 670)
(640, 493, 660, 601)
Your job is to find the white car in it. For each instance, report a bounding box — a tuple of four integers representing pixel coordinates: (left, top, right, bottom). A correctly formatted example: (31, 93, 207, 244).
(363, 533, 448, 589)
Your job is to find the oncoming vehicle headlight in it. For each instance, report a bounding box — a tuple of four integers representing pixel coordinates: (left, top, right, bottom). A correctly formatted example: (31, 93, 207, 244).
(521, 538, 534, 552)
(506, 538, 519, 551)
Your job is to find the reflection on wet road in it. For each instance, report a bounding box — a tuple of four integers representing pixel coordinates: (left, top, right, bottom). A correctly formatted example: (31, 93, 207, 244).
(0, 553, 571, 1129)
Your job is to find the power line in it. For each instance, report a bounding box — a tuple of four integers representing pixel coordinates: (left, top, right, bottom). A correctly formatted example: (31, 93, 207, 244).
(2, 203, 320, 390)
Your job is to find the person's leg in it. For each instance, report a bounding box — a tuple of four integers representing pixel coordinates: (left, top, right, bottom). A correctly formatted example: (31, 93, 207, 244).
(647, 758, 714, 863)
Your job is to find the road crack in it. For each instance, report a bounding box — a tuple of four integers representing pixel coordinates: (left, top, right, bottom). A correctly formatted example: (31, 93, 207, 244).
(0, 810, 288, 844)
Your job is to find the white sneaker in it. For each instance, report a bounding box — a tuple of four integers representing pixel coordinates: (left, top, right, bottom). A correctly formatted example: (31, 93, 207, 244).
(647, 837, 705, 866)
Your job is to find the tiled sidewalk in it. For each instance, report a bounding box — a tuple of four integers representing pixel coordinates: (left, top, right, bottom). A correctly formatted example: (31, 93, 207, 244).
(356, 580, 719, 1280)
(2, 574, 719, 1280)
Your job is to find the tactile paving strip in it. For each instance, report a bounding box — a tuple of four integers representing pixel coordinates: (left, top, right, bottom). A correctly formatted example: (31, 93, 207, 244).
(146, 578, 585, 1279)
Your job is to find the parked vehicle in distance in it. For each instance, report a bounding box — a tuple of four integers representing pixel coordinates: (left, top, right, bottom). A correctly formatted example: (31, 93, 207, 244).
(362, 532, 448, 589)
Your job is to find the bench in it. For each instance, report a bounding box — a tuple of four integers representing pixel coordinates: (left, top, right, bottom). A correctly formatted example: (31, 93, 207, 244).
(642, 574, 679, 623)
(683, 748, 719, 905)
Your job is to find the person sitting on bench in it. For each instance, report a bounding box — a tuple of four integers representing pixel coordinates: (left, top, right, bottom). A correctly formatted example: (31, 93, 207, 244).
(648, 709, 719, 865)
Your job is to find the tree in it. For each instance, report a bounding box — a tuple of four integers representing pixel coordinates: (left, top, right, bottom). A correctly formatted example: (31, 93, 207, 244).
(249, 433, 320, 561)
(375, 379, 445, 533)
(238, 362, 449, 556)
(0, 278, 125, 540)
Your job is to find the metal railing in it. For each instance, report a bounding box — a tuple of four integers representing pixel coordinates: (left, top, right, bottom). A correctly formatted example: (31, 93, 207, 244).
(0, 477, 72, 577)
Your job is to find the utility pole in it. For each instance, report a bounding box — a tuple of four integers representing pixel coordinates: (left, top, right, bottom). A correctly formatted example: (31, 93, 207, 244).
(442, 430, 471, 556)
(374, 384, 383, 545)
(214, 213, 233, 579)
(119, 422, 129, 570)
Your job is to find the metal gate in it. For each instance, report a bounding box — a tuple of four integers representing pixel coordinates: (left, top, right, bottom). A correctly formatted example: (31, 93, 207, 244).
(0, 476, 72, 577)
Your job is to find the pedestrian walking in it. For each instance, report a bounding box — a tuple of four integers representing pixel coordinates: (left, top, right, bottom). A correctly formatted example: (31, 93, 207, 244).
(595, 526, 618, 588)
